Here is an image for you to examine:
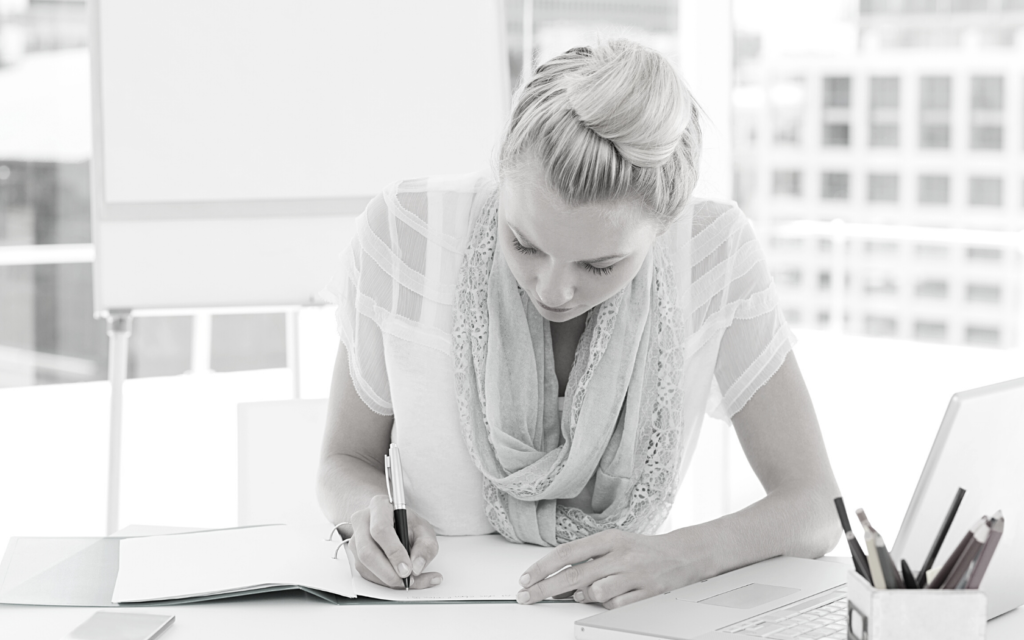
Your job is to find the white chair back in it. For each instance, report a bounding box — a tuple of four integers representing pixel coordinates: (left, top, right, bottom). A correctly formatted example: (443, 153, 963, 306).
(237, 399, 330, 529)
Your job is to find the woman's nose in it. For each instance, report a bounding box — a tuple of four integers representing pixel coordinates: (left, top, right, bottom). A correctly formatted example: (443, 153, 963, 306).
(535, 265, 574, 308)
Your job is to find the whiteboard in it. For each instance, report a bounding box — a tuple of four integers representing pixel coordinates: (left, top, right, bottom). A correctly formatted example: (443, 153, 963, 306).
(90, 0, 510, 311)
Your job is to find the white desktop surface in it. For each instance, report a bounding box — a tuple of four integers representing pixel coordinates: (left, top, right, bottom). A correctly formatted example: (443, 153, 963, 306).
(2, 553, 1022, 640)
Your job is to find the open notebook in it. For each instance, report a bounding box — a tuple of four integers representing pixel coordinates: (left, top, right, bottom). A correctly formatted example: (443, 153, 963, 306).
(0, 525, 557, 606)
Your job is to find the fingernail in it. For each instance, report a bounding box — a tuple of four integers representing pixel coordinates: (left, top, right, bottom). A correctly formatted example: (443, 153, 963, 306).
(430, 575, 442, 586)
(519, 573, 530, 587)
(516, 590, 530, 604)
(574, 590, 584, 602)
(398, 563, 409, 577)
(413, 557, 425, 575)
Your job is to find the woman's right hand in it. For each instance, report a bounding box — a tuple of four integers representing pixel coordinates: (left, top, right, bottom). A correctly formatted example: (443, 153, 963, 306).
(348, 494, 442, 589)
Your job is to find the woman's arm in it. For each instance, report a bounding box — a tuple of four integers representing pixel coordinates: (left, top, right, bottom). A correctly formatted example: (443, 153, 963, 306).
(515, 350, 842, 608)
(317, 342, 441, 588)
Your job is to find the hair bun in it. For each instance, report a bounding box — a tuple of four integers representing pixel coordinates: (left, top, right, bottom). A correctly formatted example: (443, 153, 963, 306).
(565, 39, 691, 169)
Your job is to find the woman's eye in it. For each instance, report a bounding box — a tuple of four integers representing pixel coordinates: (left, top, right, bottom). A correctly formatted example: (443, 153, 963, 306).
(511, 236, 537, 255)
(583, 263, 614, 276)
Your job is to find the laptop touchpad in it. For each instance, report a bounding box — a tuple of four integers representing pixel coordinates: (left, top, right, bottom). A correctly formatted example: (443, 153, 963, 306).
(698, 584, 800, 609)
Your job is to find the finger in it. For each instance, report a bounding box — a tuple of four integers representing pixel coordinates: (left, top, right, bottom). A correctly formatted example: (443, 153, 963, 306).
(516, 558, 608, 605)
(604, 589, 649, 610)
(519, 534, 612, 590)
(408, 517, 439, 576)
(350, 537, 402, 588)
(351, 525, 405, 588)
(368, 496, 413, 579)
(576, 574, 628, 605)
(409, 571, 444, 590)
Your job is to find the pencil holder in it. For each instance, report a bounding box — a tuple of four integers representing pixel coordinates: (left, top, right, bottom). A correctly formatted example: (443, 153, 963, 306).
(846, 571, 986, 640)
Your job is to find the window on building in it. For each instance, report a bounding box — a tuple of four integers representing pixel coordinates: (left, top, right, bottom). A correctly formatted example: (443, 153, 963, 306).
(818, 238, 834, 253)
(970, 76, 1003, 150)
(918, 174, 949, 204)
(774, 269, 802, 286)
(868, 173, 899, 202)
(915, 244, 950, 259)
(919, 76, 951, 149)
(865, 316, 897, 336)
(822, 76, 851, 147)
(823, 123, 850, 146)
(864, 241, 899, 255)
(817, 311, 830, 326)
(822, 172, 849, 199)
(864, 275, 897, 294)
(915, 279, 949, 298)
(818, 271, 831, 290)
(914, 321, 947, 341)
(966, 326, 1000, 346)
(969, 176, 1003, 206)
(966, 284, 1001, 303)
(823, 77, 851, 107)
(966, 247, 1002, 261)
(869, 77, 899, 147)
(772, 170, 802, 196)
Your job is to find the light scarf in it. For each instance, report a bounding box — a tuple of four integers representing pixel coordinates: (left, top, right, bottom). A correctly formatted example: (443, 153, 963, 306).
(452, 194, 688, 546)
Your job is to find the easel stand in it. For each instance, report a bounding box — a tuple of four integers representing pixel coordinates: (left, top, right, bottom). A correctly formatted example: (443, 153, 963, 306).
(104, 310, 132, 535)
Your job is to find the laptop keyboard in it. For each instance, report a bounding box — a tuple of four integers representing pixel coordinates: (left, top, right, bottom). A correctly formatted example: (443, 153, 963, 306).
(719, 586, 848, 639)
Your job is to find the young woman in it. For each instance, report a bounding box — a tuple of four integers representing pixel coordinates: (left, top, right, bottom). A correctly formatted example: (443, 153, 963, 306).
(317, 39, 840, 610)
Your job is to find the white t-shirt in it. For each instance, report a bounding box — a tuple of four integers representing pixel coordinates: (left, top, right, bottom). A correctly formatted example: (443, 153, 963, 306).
(320, 172, 795, 536)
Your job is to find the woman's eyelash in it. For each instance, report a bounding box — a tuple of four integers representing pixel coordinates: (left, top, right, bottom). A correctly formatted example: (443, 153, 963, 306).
(511, 234, 614, 276)
(511, 236, 536, 255)
(583, 263, 615, 276)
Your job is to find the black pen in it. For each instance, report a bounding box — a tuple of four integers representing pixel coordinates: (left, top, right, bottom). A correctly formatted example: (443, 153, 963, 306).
(916, 487, 966, 588)
(834, 497, 871, 580)
(385, 443, 411, 590)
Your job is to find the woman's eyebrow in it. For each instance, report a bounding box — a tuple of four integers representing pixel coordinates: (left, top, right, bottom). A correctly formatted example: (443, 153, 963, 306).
(507, 222, 627, 263)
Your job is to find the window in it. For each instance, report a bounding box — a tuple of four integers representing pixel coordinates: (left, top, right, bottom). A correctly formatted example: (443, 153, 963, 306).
(868, 174, 899, 202)
(774, 269, 802, 286)
(966, 326, 1000, 346)
(918, 174, 949, 205)
(822, 77, 851, 147)
(970, 76, 1003, 150)
(865, 316, 897, 336)
(966, 247, 1002, 262)
(864, 241, 899, 255)
(864, 275, 897, 294)
(915, 321, 947, 341)
(869, 77, 899, 147)
(915, 279, 949, 298)
(822, 172, 849, 199)
(818, 271, 831, 290)
(966, 284, 1001, 303)
(823, 124, 850, 146)
(772, 170, 802, 196)
(823, 77, 851, 107)
(919, 76, 951, 149)
(915, 244, 949, 259)
(969, 177, 1003, 206)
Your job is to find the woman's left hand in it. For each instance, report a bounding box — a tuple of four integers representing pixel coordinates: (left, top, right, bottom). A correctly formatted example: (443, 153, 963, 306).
(515, 528, 698, 609)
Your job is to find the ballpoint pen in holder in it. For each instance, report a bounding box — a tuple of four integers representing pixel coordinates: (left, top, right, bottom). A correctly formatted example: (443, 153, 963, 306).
(385, 443, 412, 590)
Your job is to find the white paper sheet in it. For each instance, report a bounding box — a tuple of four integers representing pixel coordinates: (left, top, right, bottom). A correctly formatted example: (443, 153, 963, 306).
(350, 534, 557, 602)
(112, 525, 355, 603)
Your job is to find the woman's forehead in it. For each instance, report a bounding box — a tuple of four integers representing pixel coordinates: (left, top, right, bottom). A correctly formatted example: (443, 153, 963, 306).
(499, 176, 655, 260)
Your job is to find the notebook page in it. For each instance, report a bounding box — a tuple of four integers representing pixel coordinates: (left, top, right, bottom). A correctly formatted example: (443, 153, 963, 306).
(351, 533, 564, 602)
(112, 525, 355, 603)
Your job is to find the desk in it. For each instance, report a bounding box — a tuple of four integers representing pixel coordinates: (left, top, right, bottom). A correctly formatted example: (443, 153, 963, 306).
(2, 576, 1022, 640)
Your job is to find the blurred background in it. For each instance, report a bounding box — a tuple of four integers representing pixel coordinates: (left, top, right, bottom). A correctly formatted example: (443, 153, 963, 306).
(1, 0, 1023, 548)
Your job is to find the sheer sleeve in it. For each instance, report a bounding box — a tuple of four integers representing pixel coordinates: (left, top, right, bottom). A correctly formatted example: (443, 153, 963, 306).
(688, 202, 796, 420)
(320, 191, 396, 416)
(318, 173, 493, 416)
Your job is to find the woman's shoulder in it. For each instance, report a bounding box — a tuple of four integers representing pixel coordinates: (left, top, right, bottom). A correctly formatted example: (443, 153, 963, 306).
(379, 170, 497, 243)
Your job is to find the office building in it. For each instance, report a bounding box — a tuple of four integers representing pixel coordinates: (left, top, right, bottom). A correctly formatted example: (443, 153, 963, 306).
(736, 4, 1024, 348)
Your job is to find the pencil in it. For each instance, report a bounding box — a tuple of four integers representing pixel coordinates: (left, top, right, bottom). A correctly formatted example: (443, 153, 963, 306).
(916, 487, 966, 588)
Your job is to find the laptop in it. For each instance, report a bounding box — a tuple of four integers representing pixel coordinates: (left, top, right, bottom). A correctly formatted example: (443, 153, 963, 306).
(575, 376, 1024, 640)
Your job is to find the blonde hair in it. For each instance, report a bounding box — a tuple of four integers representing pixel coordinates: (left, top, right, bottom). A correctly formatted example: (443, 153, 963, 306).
(498, 39, 702, 229)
